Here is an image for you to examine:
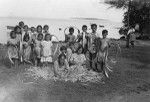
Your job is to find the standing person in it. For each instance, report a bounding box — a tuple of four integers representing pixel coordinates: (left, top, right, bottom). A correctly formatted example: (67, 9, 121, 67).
(14, 26, 23, 62)
(87, 24, 100, 70)
(77, 25, 89, 53)
(34, 33, 43, 66)
(41, 33, 53, 67)
(18, 21, 24, 33)
(129, 29, 136, 48)
(127, 28, 135, 48)
(30, 27, 37, 43)
(43, 25, 49, 37)
(22, 34, 31, 63)
(65, 27, 76, 45)
(36, 25, 43, 38)
(7, 31, 19, 68)
(23, 25, 30, 41)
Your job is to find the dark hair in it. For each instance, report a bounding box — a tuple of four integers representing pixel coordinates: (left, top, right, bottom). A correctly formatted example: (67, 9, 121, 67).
(60, 46, 67, 51)
(102, 29, 108, 35)
(10, 31, 16, 38)
(44, 33, 51, 40)
(69, 27, 74, 32)
(14, 26, 21, 33)
(37, 25, 42, 29)
(82, 25, 87, 28)
(19, 21, 24, 26)
(23, 34, 30, 42)
(91, 24, 97, 28)
(76, 44, 83, 53)
(37, 33, 43, 39)
(24, 25, 28, 29)
(58, 53, 66, 65)
(43, 25, 49, 29)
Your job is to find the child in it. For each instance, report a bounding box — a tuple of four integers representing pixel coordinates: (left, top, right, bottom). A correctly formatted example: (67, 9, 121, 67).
(37, 25, 43, 35)
(65, 27, 76, 45)
(41, 33, 53, 67)
(7, 31, 19, 68)
(129, 29, 136, 48)
(60, 46, 67, 55)
(77, 25, 89, 53)
(34, 33, 43, 66)
(22, 34, 31, 63)
(23, 25, 30, 41)
(43, 25, 49, 36)
(54, 53, 69, 78)
(30, 27, 37, 43)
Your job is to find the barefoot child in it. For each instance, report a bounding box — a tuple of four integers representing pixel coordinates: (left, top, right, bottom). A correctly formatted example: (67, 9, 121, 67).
(22, 34, 31, 63)
(41, 33, 53, 67)
(65, 27, 76, 45)
(34, 33, 43, 66)
(7, 31, 19, 68)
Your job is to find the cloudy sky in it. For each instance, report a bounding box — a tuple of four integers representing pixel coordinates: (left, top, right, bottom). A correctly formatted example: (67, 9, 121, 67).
(0, 0, 125, 22)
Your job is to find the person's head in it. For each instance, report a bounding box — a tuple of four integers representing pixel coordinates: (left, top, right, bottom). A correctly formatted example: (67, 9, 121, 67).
(44, 33, 51, 41)
(102, 29, 108, 38)
(37, 33, 43, 41)
(43, 25, 49, 32)
(10, 31, 16, 39)
(31, 27, 35, 33)
(37, 25, 42, 33)
(23, 25, 29, 32)
(82, 25, 87, 32)
(60, 46, 67, 54)
(91, 24, 97, 33)
(14, 26, 21, 34)
(76, 44, 83, 54)
(23, 34, 30, 42)
(58, 53, 66, 66)
(69, 27, 74, 35)
(19, 21, 24, 28)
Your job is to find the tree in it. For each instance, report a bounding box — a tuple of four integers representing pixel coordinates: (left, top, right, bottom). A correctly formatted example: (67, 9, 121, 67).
(105, 0, 150, 32)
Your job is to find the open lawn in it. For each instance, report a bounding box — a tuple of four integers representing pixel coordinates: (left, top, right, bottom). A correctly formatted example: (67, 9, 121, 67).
(0, 40, 150, 102)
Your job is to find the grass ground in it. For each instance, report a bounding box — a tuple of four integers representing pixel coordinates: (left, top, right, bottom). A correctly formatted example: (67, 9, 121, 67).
(0, 40, 150, 102)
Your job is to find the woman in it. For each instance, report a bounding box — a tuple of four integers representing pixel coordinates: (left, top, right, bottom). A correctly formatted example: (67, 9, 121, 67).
(54, 54, 69, 79)
(68, 45, 87, 81)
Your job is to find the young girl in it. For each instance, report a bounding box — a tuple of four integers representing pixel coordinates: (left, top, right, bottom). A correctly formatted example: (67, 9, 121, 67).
(41, 33, 53, 66)
(54, 54, 69, 78)
(34, 33, 43, 66)
(22, 34, 31, 63)
(7, 31, 19, 68)
(23, 25, 30, 41)
(36, 25, 43, 36)
(43, 25, 49, 37)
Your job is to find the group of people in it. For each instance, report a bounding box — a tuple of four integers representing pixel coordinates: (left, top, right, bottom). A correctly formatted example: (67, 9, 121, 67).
(7, 21, 112, 79)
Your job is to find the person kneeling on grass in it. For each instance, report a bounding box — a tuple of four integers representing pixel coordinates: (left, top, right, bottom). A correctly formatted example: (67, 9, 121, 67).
(7, 31, 20, 68)
(54, 53, 69, 79)
(41, 33, 53, 67)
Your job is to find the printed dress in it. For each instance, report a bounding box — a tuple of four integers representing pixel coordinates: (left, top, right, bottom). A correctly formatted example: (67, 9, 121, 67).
(7, 38, 19, 59)
(54, 59, 69, 79)
(68, 53, 87, 80)
(23, 41, 31, 61)
(41, 40, 53, 62)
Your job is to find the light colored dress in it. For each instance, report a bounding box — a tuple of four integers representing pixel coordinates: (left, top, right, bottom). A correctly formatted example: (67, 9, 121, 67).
(41, 40, 53, 62)
(23, 41, 31, 61)
(7, 38, 19, 59)
(54, 59, 69, 78)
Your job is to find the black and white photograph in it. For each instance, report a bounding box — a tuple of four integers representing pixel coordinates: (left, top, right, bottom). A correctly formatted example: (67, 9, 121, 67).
(0, 0, 150, 102)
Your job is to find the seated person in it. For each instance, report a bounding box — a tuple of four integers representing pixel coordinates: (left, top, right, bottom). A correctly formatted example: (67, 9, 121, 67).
(54, 54, 69, 78)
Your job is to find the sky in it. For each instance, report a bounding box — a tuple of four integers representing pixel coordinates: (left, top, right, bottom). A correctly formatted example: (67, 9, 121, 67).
(0, 0, 125, 22)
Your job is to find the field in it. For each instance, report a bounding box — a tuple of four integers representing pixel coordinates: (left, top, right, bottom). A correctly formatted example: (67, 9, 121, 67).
(0, 40, 150, 102)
